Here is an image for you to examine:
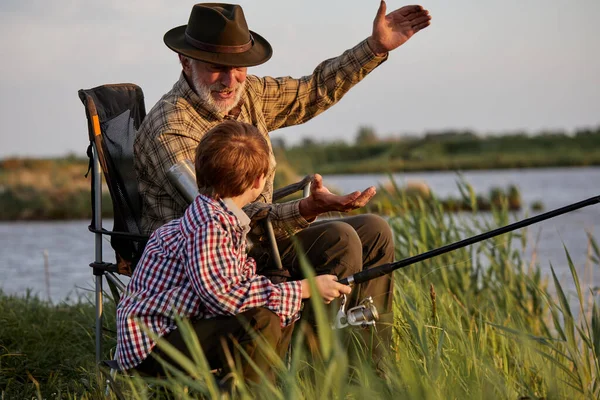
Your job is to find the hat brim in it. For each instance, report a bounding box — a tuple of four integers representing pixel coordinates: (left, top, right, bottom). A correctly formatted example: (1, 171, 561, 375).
(164, 25, 272, 67)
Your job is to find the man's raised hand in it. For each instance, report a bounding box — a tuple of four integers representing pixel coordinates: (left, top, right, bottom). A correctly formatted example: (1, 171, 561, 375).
(367, 1, 431, 55)
(299, 174, 376, 220)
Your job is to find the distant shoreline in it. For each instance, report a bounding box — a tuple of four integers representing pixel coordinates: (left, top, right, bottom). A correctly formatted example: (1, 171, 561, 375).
(2, 151, 595, 221)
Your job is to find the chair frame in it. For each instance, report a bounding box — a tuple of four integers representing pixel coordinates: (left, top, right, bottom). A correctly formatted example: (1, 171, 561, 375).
(79, 84, 148, 370)
(89, 141, 130, 364)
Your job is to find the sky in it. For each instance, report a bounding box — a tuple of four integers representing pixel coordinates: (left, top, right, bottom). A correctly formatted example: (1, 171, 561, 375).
(0, 0, 599, 158)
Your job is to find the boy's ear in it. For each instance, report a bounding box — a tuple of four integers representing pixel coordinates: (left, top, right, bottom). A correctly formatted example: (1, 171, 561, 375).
(252, 174, 264, 190)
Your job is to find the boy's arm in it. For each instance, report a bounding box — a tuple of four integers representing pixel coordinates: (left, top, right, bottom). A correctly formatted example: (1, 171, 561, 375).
(184, 219, 303, 326)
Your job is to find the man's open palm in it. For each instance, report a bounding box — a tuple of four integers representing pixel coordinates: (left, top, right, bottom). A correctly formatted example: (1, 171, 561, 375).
(368, 1, 431, 54)
(299, 174, 376, 219)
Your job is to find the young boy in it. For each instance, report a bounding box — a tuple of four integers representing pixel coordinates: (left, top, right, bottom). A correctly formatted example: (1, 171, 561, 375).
(115, 121, 350, 382)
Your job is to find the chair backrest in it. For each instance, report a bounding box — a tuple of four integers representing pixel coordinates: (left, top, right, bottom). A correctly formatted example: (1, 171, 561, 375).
(78, 84, 147, 275)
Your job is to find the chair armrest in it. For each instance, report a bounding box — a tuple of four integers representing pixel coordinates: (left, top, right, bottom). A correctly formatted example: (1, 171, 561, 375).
(272, 175, 313, 202)
(265, 175, 312, 271)
(167, 159, 312, 203)
(87, 226, 149, 242)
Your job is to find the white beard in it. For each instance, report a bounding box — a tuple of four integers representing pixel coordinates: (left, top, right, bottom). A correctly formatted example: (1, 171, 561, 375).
(191, 74, 245, 115)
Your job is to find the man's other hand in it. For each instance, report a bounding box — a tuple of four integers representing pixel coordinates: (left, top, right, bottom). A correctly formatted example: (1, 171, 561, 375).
(367, 1, 431, 55)
(299, 174, 376, 220)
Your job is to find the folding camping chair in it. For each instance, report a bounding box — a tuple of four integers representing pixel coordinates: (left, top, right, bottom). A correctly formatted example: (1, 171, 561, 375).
(78, 84, 147, 372)
(78, 83, 311, 385)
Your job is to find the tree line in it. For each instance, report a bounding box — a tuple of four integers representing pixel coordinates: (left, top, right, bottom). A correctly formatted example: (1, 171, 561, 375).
(273, 124, 600, 174)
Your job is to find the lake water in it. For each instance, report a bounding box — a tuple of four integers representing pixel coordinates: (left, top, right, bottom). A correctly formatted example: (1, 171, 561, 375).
(1, 167, 599, 303)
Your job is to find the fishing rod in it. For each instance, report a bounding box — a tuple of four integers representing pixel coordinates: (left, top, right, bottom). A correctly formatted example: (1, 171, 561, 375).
(333, 195, 600, 329)
(340, 194, 600, 286)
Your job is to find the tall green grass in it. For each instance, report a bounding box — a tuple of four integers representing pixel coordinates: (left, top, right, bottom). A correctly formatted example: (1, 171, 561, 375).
(1, 186, 599, 399)
(0, 291, 116, 398)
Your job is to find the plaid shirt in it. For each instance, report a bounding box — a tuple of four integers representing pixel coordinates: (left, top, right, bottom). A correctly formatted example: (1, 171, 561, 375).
(115, 194, 303, 370)
(135, 39, 387, 237)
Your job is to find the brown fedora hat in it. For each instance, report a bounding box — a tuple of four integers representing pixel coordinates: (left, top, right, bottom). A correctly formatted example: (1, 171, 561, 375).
(164, 3, 272, 67)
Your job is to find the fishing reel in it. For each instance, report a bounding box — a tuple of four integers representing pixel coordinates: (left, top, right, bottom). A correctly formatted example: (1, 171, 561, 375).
(332, 295, 379, 329)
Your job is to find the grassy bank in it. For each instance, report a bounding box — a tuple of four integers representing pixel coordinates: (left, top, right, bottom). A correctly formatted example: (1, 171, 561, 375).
(0, 291, 116, 398)
(1, 189, 598, 399)
(0, 157, 112, 221)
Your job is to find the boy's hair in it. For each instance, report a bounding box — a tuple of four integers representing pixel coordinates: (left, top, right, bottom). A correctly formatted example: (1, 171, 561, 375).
(195, 121, 270, 199)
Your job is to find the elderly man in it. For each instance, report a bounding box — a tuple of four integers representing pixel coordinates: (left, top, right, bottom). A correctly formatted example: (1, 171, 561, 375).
(134, 1, 431, 361)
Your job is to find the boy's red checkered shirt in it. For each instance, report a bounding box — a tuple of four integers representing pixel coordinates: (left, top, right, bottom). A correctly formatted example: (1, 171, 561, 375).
(115, 194, 302, 371)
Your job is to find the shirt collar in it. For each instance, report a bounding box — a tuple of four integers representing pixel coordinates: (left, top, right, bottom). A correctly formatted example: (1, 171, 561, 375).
(222, 198, 251, 228)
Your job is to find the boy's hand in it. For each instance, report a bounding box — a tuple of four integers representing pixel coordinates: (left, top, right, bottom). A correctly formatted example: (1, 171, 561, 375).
(301, 274, 352, 303)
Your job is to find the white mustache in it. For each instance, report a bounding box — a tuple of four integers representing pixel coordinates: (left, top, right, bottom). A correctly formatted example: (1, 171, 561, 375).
(191, 75, 246, 114)
(211, 84, 240, 93)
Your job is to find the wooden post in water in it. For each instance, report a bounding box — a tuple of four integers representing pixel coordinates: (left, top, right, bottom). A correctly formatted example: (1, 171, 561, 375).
(43, 249, 50, 303)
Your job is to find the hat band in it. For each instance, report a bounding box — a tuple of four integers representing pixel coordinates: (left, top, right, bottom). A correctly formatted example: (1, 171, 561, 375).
(185, 31, 254, 54)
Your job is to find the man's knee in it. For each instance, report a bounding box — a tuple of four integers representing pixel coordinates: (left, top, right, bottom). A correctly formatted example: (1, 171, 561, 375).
(347, 214, 394, 264)
(354, 214, 393, 243)
(318, 221, 362, 275)
(328, 220, 363, 247)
